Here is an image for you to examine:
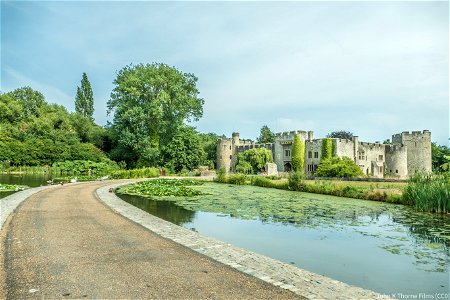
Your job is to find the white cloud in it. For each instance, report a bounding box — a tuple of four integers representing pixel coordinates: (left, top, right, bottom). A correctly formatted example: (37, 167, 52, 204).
(4, 67, 74, 110)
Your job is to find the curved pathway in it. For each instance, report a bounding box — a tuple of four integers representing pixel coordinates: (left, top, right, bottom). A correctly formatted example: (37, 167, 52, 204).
(0, 181, 301, 299)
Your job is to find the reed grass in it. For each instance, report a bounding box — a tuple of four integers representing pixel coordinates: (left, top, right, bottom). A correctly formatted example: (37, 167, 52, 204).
(403, 173, 450, 213)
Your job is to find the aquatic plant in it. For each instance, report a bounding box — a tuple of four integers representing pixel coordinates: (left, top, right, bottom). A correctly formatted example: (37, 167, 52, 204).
(403, 173, 450, 213)
(117, 179, 207, 197)
(109, 167, 160, 179)
(0, 184, 28, 191)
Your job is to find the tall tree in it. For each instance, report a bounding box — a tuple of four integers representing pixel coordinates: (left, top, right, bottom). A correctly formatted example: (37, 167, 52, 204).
(327, 131, 354, 140)
(291, 134, 305, 172)
(75, 72, 94, 120)
(107, 63, 204, 167)
(257, 125, 275, 144)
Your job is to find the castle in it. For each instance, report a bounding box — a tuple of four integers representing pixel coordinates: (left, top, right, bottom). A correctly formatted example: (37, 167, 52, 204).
(216, 130, 432, 179)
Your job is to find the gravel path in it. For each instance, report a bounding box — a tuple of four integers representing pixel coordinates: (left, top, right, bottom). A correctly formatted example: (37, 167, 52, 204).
(0, 181, 302, 299)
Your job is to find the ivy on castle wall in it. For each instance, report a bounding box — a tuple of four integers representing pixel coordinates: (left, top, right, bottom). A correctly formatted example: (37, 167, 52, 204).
(291, 135, 305, 172)
(321, 138, 334, 161)
(235, 148, 273, 174)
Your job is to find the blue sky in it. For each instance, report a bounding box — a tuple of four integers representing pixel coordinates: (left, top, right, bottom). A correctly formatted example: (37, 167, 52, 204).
(1, 1, 449, 145)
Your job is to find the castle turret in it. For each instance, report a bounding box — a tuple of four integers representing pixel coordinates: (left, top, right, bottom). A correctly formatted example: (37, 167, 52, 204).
(385, 144, 408, 179)
(392, 130, 431, 175)
(216, 138, 233, 173)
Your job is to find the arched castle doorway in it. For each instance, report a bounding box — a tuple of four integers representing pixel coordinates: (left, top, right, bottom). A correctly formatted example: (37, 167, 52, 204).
(284, 162, 292, 172)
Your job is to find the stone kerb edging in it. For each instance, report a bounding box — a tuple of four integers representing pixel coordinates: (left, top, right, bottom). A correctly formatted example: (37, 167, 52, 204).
(96, 182, 384, 300)
(0, 185, 57, 230)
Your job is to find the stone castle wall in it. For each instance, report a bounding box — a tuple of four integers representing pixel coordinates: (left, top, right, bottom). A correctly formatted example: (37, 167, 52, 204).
(217, 129, 431, 178)
(304, 139, 323, 175)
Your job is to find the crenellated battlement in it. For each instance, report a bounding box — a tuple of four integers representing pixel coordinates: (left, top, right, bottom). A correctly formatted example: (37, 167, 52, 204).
(392, 130, 431, 141)
(275, 130, 307, 138)
(385, 144, 407, 153)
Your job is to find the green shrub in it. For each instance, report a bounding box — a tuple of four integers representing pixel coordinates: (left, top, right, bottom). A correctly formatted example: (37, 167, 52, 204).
(52, 159, 119, 175)
(288, 171, 306, 191)
(315, 157, 364, 178)
(227, 173, 247, 185)
(214, 167, 227, 183)
(251, 176, 274, 188)
(403, 173, 450, 213)
(109, 167, 160, 179)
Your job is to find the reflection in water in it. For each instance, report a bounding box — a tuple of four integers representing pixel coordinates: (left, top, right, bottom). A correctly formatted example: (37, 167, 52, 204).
(0, 173, 51, 187)
(0, 173, 52, 199)
(118, 193, 196, 225)
(118, 182, 450, 296)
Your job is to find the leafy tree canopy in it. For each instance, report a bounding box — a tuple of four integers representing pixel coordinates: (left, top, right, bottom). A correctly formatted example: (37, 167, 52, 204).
(107, 63, 204, 167)
(198, 132, 222, 169)
(236, 148, 273, 174)
(257, 125, 275, 144)
(0, 87, 109, 166)
(327, 131, 354, 140)
(315, 157, 364, 178)
(432, 142, 450, 172)
(161, 126, 206, 172)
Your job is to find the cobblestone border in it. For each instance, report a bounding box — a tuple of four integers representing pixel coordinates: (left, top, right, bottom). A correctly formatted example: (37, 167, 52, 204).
(96, 182, 384, 300)
(0, 185, 57, 230)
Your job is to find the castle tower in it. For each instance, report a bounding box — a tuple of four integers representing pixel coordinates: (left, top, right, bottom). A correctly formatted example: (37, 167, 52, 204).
(216, 137, 233, 173)
(385, 144, 408, 179)
(392, 130, 432, 175)
(230, 132, 240, 172)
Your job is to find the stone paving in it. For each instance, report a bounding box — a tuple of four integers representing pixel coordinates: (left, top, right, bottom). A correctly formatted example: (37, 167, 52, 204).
(96, 182, 384, 300)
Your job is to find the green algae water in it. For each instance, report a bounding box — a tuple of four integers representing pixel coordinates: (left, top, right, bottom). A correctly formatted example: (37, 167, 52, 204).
(118, 182, 450, 297)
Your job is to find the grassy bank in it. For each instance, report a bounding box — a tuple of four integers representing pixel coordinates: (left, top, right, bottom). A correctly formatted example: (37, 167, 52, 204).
(214, 172, 405, 204)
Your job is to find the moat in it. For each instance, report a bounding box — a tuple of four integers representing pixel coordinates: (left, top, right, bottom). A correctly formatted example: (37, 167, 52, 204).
(117, 182, 449, 297)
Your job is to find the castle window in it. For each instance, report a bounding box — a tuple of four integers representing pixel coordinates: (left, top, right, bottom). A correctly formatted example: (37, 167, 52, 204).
(229, 155, 232, 160)
(314, 152, 319, 158)
(396, 169, 398, 174)
(378, 155, 383, 161)
(230, 146, 231, 150)
(285, 150, 291, 157)
(379, 166, 383, 173)
(308, 151, 312, 158)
